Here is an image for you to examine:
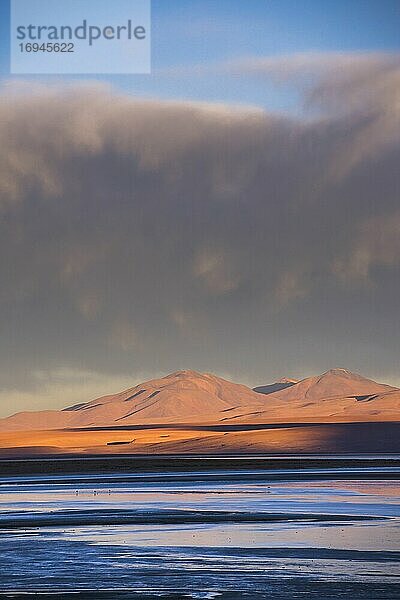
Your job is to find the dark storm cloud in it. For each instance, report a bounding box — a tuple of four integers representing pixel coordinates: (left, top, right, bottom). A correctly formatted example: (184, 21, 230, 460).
(0, 52, 399, 412)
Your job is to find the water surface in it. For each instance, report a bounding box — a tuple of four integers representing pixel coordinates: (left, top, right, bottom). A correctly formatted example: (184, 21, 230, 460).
(0, 460, 399, 598)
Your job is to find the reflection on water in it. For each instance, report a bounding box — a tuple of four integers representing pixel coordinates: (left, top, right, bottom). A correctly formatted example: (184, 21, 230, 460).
(0, 467, 399, 599)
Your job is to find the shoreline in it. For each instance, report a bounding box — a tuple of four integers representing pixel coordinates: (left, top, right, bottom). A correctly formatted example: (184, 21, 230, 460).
(1, 454, 400, 477)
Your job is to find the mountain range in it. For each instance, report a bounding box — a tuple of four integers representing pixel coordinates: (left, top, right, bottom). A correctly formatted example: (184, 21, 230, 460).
(1, 368, 399, 430)
(0, 368, 398, 455)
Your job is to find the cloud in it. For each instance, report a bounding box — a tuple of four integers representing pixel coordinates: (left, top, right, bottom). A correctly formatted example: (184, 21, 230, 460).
(273, 270, 308, 307)
(0, 53, 399, 412)
(333, 212, 400, 283)
(225, 51, 399, 105)
(109, 319, 137, 351)
(193, 246, 241, 294)
(226, 52, 400, 178)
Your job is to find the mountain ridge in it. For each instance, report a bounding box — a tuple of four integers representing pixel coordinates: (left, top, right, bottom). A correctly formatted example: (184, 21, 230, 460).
(0, 368, 399, 432)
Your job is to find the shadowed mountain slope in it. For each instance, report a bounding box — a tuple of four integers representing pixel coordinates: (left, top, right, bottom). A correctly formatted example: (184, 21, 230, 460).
(253, 378, 297, 395)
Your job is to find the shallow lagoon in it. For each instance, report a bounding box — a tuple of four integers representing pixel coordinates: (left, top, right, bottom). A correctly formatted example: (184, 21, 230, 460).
(0, 460, 399, 599)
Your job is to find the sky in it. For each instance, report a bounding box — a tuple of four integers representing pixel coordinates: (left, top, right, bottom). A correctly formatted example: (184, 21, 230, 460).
(0, 0, 399, 416)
